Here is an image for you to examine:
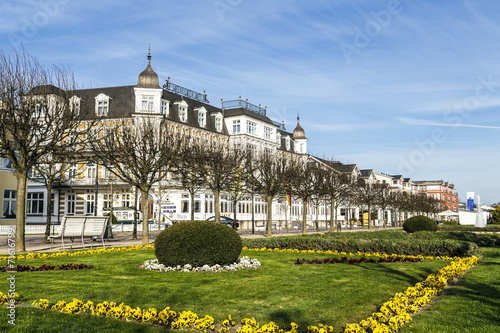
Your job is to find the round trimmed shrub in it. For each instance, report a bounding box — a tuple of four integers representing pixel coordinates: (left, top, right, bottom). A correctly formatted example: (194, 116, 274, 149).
(154, 220, 242, 267)
(403, 215, 438, 233)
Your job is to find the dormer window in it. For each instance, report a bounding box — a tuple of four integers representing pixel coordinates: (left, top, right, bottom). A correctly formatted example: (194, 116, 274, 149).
(215, 115, 223, 132)
(175, 100, 189, 123)
(195, 107, 207, 127)
(69, 96, 81, 115)
(180, 107, 187, 122)
(95, 93, 110, 116)
(141, 95, 154, 112)
(161, 99, 169, 116)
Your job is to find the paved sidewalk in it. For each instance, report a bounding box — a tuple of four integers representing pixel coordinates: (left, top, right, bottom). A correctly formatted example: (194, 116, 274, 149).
(0, 226, 400, 255)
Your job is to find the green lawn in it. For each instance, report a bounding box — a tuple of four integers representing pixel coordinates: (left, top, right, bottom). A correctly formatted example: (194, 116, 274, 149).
(400, 247, 500, 333)
(0, 249, 448, 332)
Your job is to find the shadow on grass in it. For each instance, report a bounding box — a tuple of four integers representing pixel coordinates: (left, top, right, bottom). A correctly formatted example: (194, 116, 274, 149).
(357, 264, 437, 286)
(268, 309, 305, 328)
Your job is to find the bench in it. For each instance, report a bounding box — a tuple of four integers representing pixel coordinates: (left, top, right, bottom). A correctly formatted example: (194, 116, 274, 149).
(48, 216, 110, 250)
(82, 216, 109, 249)
(49, 216, 86, 250)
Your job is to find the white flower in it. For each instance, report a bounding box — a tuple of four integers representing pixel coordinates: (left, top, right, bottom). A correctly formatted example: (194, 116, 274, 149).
(142, 256, 262, 273)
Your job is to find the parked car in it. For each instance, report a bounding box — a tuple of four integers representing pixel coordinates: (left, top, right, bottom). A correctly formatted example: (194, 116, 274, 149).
(206, 216, 239, 229)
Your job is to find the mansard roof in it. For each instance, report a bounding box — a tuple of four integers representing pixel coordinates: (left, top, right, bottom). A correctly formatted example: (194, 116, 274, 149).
(359, 169, 374, 178)
(223, 107, 276, 125)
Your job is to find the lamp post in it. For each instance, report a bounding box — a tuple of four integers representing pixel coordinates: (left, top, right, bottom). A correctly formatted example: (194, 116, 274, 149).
(251, 190, 255, 234)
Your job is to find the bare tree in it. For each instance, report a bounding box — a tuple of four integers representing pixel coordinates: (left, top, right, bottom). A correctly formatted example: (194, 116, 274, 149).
(322, 168, 348, 230)
(31, 154, 82, 242)
(0, 49, 95, 252)
(191, 139, 247, 224)
(357, 179, 378, 230)
(93, 117, 180, 245)
(289, 159, 321, 235)
(373, 183, 391, 228)
(174, 138, 205, 221)
(250, 152, 291, 237)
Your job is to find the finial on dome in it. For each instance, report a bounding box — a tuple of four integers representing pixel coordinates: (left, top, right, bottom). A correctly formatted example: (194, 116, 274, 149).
(137, 47, 160, 89)
(293, 112, 306, 140)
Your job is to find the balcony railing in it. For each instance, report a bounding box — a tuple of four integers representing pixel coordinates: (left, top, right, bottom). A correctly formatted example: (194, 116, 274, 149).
(163, 79, 209, 104)
(222, 98, 266, 116)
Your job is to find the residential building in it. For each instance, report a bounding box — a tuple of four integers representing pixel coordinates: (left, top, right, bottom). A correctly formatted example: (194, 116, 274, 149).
(1, 157, 17, 225)
(413, 180, 459, 211)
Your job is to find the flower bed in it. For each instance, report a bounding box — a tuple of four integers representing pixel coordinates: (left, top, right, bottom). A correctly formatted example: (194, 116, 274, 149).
(5, 246, 480, 333)
(0, 263, 93, 272)
(143, 256, 261, 273)
(0, 244, 154, 263)
(343, 256, 479, 332)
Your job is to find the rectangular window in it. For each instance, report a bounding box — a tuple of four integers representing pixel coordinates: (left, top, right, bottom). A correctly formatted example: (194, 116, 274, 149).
(215, 118, 222, 132)
(233, 120, 240, 133)
(181, 194, 189, 213)
(27, 192, 44, 215)
(247, 121, 256, 135)
(161, 100, 168, 115)
(246, 143, 257, 152)
(1, 158, 13, 170)
(87, 165, 96, 179)
(67, 193, 76, 215)
(86, 194, 95, 215)
(264, 127, 272, 139)
(142, 96, 154, 112)
(97, 101, 108, 116)
(198, 113, 206, 127)
(68, 165, 77, 179)
(2, 190, 16, 218)
(103, 194, 112, 209)
(179, 107, 187, 122)
(121, 194, 130, 208)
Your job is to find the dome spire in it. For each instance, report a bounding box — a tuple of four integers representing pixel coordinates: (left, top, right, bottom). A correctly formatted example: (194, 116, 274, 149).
(137, 46, 160, 89)
(293, 111, 306, 140)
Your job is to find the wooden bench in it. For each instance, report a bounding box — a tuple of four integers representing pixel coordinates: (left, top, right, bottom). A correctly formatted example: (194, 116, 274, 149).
(82, 216, 109, 249)
(48, 216, 110, 250)
(49, 216, 86, 250)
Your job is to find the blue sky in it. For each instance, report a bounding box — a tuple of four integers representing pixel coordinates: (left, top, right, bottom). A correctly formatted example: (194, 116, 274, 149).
(1, 0, 499, 204)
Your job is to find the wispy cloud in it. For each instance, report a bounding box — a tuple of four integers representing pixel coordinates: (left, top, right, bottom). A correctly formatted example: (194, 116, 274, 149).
(399, 117, 500, 130)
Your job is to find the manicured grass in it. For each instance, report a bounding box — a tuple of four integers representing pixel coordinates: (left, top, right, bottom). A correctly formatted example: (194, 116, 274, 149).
(400, 247, 500, 333)
(0, 249, 447, 332)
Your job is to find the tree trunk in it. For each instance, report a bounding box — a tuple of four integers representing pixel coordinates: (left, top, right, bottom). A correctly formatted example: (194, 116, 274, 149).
(330, 197, 335, 231)
(232, 199, 238, 230)
(214, 189, 221, 223)
(315, 203, 319, 231)
(189, 190, 195, 221)
(44, 180, 53, 243)
(266, 196, 273, 237)
(15, 170, 28, 253)
(132, 187, 138, 239)
(368, 205, 372, 230)
(302, 199, 307, 235)
(141, 188, 149, 245)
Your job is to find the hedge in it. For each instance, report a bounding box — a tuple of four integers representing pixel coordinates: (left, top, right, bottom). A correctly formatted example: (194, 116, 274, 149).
(242, 236, 480, 258)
